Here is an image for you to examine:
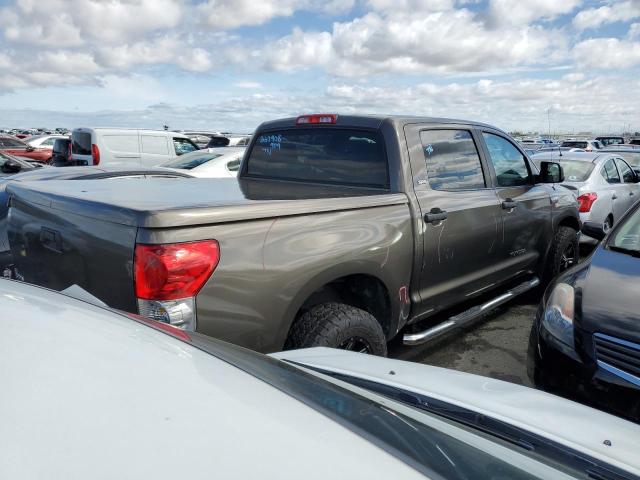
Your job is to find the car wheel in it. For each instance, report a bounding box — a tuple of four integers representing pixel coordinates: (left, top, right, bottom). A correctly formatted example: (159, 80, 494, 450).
(603, 215, 613, 233)
(543, 226, 579, 284)
(285, 303, 387, 356)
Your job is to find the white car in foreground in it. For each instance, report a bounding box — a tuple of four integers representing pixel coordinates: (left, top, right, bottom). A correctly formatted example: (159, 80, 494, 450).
(159, 147, 244, 178)
(2, 279, 639, 479)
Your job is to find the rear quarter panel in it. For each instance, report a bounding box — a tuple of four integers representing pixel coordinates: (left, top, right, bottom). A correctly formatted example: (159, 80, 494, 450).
(137, 202, 413, 353)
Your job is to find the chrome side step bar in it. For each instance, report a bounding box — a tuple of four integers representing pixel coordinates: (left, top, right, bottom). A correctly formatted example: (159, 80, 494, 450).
(403, 277, 540, 346)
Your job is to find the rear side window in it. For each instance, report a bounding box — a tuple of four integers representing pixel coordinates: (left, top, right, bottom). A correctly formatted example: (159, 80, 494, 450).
(420, 129, 485, 190)
(103, 135, 140, 153)
(561, 141, 587, 149)
(601, 159, 621, 184)
(0, 137, 26, 148)
(162, 151, 222, 169)
(615, 158, 635, 183)
(482, 132, 531, 187)
(72, 131, 92, 155)
(245, 129, 389, 188)
(141, 135, 169, 155)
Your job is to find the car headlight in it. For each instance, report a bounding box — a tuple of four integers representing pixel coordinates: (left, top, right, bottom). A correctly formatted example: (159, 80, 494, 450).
(542, 283, 575, 348)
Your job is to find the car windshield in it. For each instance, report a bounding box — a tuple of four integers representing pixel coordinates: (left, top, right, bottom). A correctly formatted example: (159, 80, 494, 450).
(161, 151, 224, 169)
(609, 206, 640, 254)
(558, 160, 595, 181)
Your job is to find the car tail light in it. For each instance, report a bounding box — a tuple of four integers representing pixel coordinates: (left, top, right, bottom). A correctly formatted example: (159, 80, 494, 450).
(296, 114, 338, 125)
(91, 144, 100, 165)
(134, 240, 220, 330)
(577, 192, 597, 212)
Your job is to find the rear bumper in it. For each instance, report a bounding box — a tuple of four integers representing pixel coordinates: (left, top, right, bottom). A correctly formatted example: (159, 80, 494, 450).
(530, 308, 640, 421)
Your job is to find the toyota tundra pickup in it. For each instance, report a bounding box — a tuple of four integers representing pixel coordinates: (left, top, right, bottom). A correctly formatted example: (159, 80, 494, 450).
(6, 114, 580, 355)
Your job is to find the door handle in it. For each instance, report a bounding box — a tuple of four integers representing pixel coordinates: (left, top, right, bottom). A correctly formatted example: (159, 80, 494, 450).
(502, 199, 517, 210)
(424, 209, 448, 224)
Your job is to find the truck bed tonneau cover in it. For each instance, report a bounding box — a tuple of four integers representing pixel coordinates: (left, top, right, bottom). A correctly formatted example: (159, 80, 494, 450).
(7, 177, 408, 228)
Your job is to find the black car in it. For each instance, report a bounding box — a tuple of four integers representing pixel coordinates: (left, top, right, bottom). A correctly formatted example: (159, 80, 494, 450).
(0, 151, 39, 177)
(528, 203, 640, 421)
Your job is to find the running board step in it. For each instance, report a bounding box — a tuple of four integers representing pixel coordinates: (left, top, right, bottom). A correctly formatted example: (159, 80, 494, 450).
(403, 277, 540, 346)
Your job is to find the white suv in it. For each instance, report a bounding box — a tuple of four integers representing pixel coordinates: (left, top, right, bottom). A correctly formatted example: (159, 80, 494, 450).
(71, 128, 199, 167)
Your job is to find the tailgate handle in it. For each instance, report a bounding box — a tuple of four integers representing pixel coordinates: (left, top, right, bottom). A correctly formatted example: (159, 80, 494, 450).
(40, 227, 62, 253)
(424, 208, 448, 224)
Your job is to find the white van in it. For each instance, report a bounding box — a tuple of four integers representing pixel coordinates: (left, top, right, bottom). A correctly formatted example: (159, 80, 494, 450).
(70, 128, 199, 167)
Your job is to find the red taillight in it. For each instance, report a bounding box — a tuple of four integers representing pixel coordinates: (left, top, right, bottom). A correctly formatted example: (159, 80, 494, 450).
(577, 192, 597, 212)
(296, 114, 338, 125)
(91, 143, 100, 165)
(134, 240, 220, 300)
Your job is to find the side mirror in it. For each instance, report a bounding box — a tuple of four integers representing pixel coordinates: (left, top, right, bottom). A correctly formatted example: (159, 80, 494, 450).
(25, 145, 35, 152)
(1, 160, 22, 174)
(540, 161, 564, 183)
(582, 221, 607, 241)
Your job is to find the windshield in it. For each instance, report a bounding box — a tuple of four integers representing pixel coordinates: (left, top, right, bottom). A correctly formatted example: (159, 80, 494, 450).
(609, 206, 640, 253)
(245, 128, 389, 188)
(558, 160, 595, 181)
(161, 150, 223, 169)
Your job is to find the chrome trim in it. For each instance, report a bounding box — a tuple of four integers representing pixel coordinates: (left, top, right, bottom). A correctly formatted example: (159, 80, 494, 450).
(597, 360, 640, 388)
(594, 332, 640, 351)
(403, 277, 539, 346)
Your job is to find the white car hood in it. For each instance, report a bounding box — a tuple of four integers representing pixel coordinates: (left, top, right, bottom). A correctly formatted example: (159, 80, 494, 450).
(272, 348, 640, 476)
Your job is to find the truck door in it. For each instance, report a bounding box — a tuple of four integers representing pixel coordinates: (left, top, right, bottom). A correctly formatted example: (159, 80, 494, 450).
(404, 124, 503, 314)
(479, 131, 552, 279)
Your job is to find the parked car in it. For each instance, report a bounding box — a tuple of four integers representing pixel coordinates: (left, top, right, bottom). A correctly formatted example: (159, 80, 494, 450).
(4, 278, 640, 479)
(71, 128, 199, 167)
(629, 137, 640, 146)
(7, 114, 580, 355)
(217, 134, 252, 147)
(160, 147, 244, 177)
(25, 134, 66, 150)
(0, 151, 38, 178)
(0, 167, 192, 271)
(50, 137, 74, 166)
(532, 151, 640, 235)
(174, 130, 223, 148)
(596, 136, 626, 147)
(0, 135, 51, 163)
(561, 139, 603, 152)
(529, 203, 640, 422)
(602, 146, 640, 173)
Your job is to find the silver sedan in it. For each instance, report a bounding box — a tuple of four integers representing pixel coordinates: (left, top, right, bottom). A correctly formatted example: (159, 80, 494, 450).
(532, 151, 640, 235)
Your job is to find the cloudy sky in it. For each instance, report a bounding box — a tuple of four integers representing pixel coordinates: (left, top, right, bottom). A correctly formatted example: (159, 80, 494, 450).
(0, 0, 639, 133)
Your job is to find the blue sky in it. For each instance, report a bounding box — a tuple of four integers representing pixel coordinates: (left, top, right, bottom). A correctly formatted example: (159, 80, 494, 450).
(0, 0, 639, 133)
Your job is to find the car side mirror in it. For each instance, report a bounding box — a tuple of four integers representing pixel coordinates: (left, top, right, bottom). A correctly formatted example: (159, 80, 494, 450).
(25, 145, 35, 152)
(582, 221, 607, 241)
(540, 161, 564, 183)
(1, 160, 22, 174)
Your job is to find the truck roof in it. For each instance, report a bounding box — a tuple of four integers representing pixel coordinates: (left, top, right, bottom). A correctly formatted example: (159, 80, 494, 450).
(257, 114, 502, 133)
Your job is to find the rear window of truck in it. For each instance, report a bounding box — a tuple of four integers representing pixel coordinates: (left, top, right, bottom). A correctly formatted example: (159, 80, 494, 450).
(72, 132, 92, 155)
(245, 129, 389, 188)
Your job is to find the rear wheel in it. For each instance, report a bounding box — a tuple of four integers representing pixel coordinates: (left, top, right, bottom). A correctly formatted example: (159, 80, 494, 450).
(285, 303, 387, 356)
(544, 226, 579, 284)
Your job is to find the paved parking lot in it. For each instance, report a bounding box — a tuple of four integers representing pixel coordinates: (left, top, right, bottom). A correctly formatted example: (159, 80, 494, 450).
(390, 243, 595, 388)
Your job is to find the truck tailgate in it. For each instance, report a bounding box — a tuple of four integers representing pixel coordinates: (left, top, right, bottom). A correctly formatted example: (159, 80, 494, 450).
(7, 185, 138, 312)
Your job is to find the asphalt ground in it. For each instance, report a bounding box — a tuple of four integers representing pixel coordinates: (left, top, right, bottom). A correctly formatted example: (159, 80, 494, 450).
(389, 243, 596, 388)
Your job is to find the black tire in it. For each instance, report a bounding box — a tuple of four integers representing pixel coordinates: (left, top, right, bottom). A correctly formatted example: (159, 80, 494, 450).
(285, 303, 387, 356)
(543, 226, 579, 284)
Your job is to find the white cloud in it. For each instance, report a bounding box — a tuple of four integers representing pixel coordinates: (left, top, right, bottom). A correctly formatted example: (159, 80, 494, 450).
(487, 0, 583, 27)
(197, 0, 355, 30)
(573, 37, 640, 68)
(573, 0, 640, 30)
(234, 81, 263, 88)
(257, 10, 567, 75)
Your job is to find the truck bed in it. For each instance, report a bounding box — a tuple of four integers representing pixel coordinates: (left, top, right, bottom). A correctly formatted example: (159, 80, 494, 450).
(7, 177, 408, 228)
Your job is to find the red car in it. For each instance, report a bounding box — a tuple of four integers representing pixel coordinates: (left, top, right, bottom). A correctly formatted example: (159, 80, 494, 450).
(0, 135, 51, 163)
